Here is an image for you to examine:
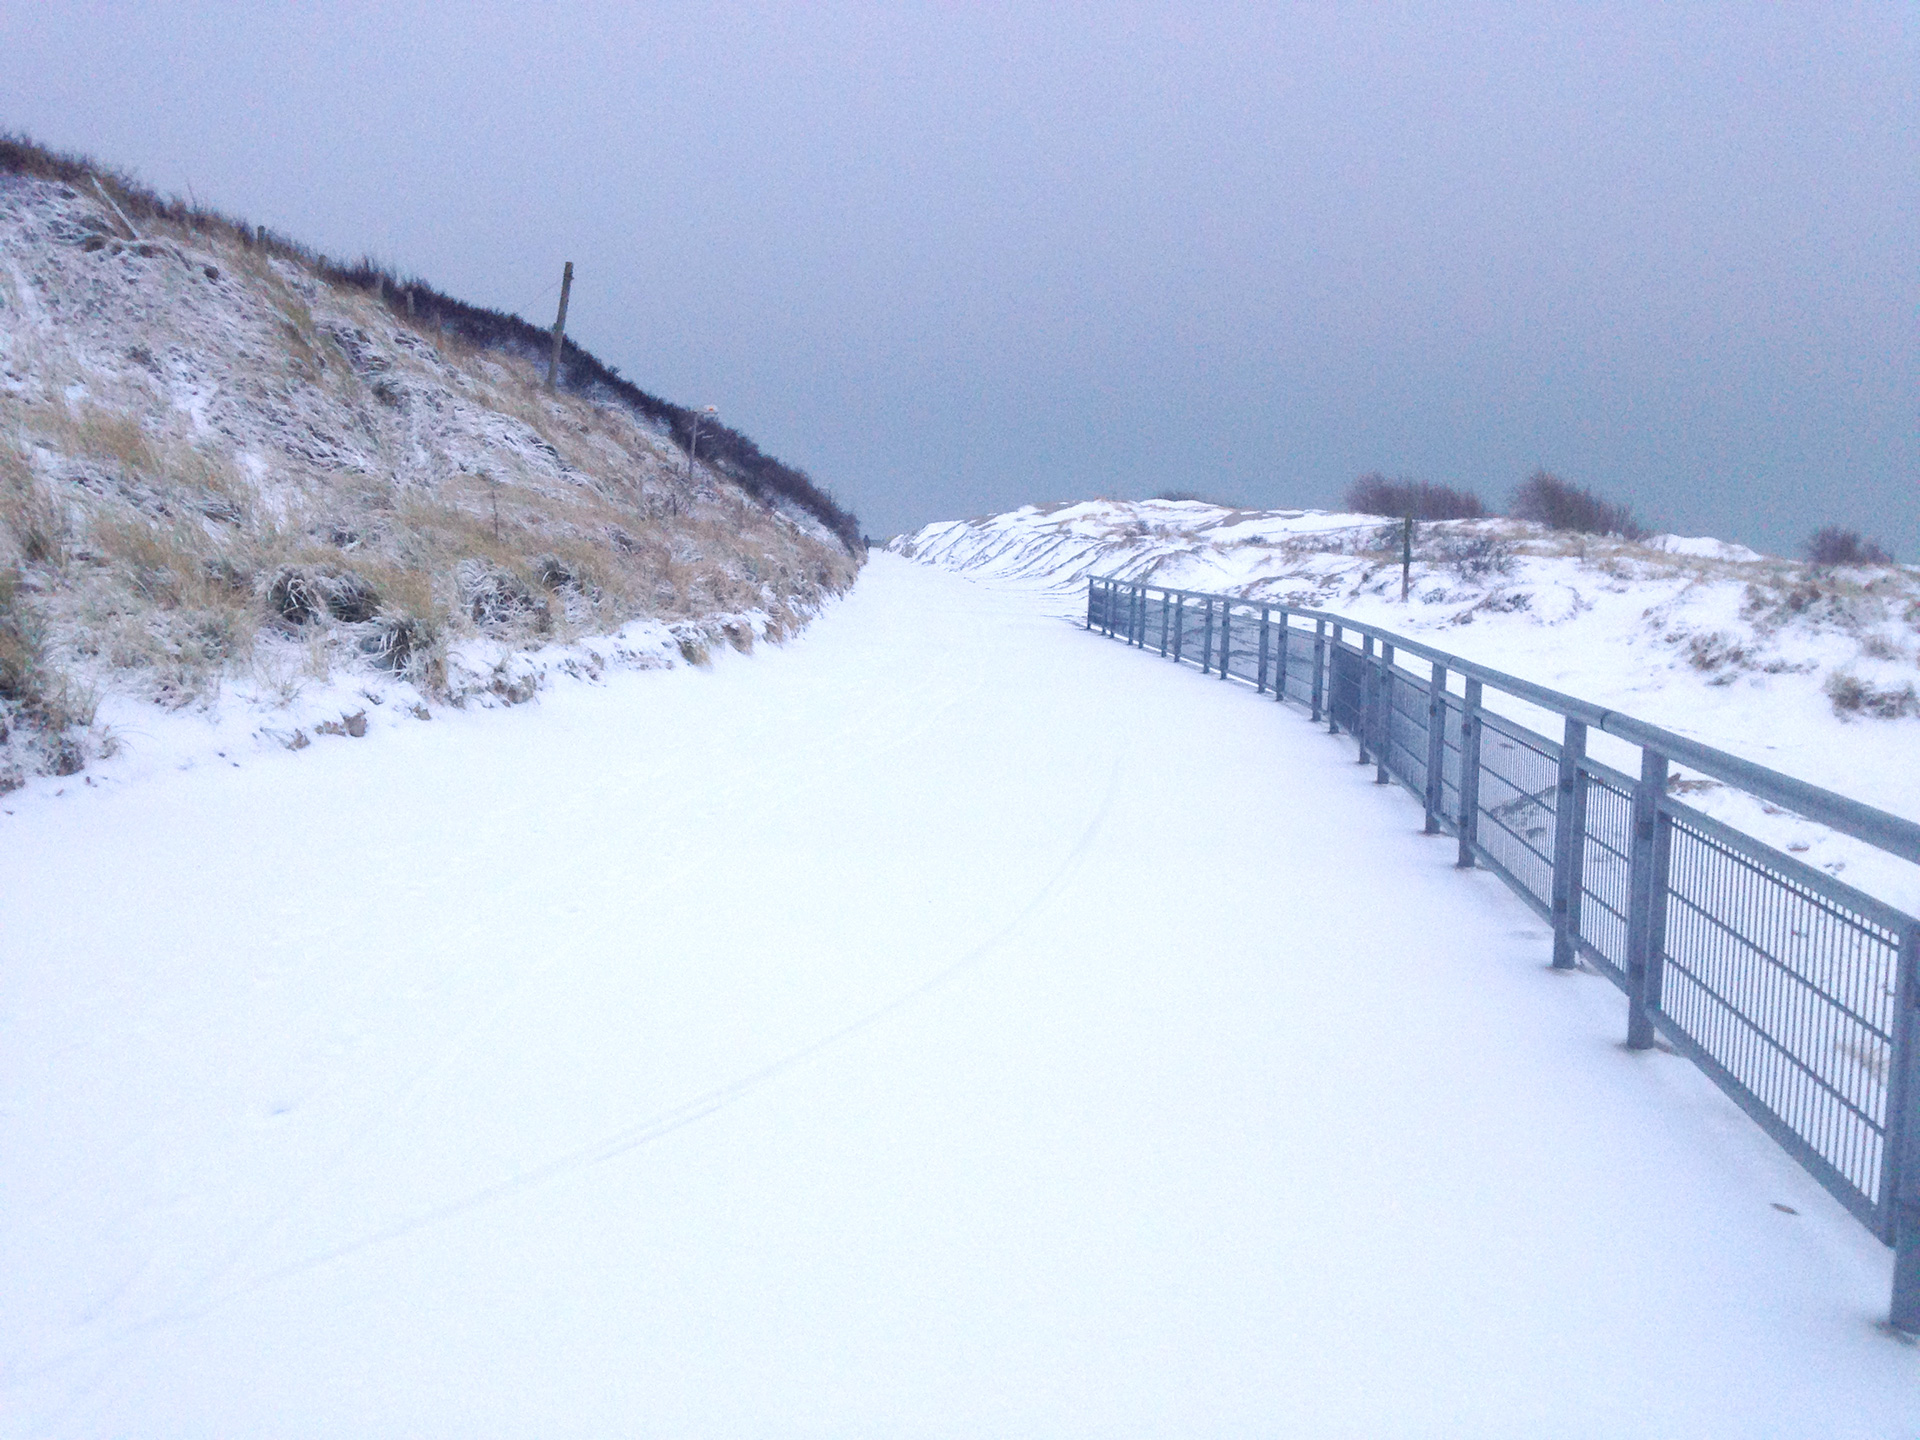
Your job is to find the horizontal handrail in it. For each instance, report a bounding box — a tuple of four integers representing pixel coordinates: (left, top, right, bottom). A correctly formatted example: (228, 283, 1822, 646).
(1095, 577, 1920, 866)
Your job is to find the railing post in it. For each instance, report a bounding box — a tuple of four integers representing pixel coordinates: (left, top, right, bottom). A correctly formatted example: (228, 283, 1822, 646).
(1219, 603, 1232, 680)
(1202, 598, 1215, 675)
(1276, 609, 1290, 703)
(1131, 584, 1142, 646)
(1160, 591, 1170, 656)
(1357, 635, 1375, 763)
(1326, 625, 1341, 732)
(1625, 746, 1672, 1049)
(1085, 577, 1095, 630)
(1375, 643, 1394, 783)
(1550, 718, 1589, 970)
(1311, 619, 1326, 723)
(1890, 922, 1920, 1332)
(1424, 664, 1448, 833)
(1172, 595, 1184, 663)
(1257, 608, 1270, 693)
(1456, 677, 1483, 868)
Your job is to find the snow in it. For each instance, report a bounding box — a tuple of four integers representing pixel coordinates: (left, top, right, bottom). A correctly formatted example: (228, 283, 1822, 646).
(3, 555, 1918, 1436)
(893, 500, 1920, 915)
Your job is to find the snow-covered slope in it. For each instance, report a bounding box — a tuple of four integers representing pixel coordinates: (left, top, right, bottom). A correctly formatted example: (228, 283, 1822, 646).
(0, 168, 859, 794)
(894, 499, 1920, 910)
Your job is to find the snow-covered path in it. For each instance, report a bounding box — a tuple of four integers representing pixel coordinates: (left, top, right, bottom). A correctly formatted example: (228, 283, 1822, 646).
(3, 555, 1916, 1436)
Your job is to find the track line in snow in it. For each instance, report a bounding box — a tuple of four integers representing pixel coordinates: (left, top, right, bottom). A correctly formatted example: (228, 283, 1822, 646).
(11, 757, 1121, 1387)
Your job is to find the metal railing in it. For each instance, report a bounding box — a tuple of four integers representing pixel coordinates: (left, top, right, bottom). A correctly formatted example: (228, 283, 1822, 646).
(1087, 575, 1920, 1329)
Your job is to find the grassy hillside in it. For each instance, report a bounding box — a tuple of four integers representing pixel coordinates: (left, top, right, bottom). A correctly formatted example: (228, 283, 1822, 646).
(0, 136, 863, 788)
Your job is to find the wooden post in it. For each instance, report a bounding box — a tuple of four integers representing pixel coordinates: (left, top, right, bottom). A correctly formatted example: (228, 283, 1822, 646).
(546, 260, 574, 390)
(1401, 515, 1413, 601)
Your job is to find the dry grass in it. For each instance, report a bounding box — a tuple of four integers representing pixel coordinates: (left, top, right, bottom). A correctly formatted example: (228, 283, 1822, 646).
(0, 180, 861, 782)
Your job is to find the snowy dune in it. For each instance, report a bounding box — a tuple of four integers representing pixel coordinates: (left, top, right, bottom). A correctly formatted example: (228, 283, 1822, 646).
(894, 500, 1920, 915)
(4, 556, 1916, 1435)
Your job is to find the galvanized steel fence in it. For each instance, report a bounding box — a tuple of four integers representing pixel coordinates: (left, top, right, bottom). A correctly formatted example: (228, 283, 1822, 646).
(1087, 575, 1920, 1330)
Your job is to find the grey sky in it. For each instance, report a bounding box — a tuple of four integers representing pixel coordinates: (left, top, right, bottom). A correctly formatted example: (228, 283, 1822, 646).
(5, 3, 1914, 553)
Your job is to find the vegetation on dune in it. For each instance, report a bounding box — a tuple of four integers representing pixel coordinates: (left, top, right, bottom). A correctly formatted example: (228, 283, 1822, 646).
(0, 132, 860, 550)
(0, 133, 865, 790)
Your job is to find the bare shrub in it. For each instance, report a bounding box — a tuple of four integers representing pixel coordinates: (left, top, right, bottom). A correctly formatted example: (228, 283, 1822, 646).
(1345, 474, 1487, 520)
(1428, 531, 1516, 580)
(1826, 671, 1920, 720)
(1510, 470, 1644, 539)
(1806, 526, 1895, 567)
(1684, 631, 1751, 681)
(457, 559, 549, 633)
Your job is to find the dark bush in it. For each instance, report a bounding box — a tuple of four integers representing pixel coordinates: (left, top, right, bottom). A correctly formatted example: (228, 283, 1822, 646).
(268, 566, 380, 625)
(1510, 470, 1644, 539)
(1806, 527, 1895, 567)
(1344, 474, 1486, 521)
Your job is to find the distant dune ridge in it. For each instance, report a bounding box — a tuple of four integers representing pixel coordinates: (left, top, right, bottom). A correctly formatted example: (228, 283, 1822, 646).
(0, 136, 862, 790)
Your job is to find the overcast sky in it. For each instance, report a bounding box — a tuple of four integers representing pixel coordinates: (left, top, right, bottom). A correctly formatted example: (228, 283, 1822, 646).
(4, 3, 1914, 553)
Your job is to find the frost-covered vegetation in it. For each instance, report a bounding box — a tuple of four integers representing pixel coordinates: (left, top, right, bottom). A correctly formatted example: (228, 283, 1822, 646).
(0, 138, 862, 790)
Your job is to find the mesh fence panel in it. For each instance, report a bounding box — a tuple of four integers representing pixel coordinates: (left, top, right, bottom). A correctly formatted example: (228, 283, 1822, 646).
(1474, 715, 1559, 911)
(1438, 691, 1464, 819)
(1577, 770, 1634, 983)
(1384, 669, 1430, 793)
(1282, 626, 1317, 706)
(1659, 812, 1901, 1221)
(1328, 643, 1364, 734)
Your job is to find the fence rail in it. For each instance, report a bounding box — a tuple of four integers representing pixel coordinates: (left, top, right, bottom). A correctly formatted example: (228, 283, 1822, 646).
(1086, 575, 1920, 1330)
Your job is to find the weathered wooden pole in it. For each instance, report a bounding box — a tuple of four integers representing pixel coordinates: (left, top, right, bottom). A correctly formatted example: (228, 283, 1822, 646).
(546, 261, 574, 390)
